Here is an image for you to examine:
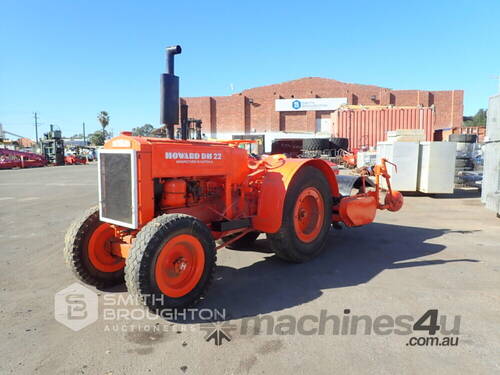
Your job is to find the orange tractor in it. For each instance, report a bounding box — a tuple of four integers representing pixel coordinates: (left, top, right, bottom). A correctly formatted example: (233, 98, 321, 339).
(64, 46, 403, 314)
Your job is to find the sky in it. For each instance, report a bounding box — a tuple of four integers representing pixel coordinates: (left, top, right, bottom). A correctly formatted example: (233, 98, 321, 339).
(0, 0, 498, 140)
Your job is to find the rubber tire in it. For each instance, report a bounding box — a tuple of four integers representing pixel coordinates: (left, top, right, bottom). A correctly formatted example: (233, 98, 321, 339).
(222, 231, 260, 250)
(64, 206, 125, 288)
(302, 150, 322, 159)
(449, 134, 477, 143)
(302, 138, 331, 151)
(268, 166, 332, 263)
(125, 214, 216, 313)
(330, 137, 349, 150)
(271, 139, 303, 156)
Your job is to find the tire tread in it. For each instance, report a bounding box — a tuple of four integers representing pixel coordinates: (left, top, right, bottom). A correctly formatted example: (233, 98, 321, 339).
(125, 214, 216, 312)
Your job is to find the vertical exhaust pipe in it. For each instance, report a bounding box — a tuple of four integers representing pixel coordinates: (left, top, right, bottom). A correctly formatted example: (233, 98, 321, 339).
(160, 45, 182, 139)
(166, 45, 181, 74)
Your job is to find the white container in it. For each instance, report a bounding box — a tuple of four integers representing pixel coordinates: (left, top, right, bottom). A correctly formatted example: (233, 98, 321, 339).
(376, 141, 419, 191)
(481, 93, 500, 210)
(356, 151, 377, 168)
(387, 129, 425, 143)
(417, 142, 457, 194)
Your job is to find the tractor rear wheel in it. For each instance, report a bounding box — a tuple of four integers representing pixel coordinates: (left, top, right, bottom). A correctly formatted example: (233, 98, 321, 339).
(64, 206, 125, 288)
(268, 166, 332, 263)
(125, 214, 216, 314)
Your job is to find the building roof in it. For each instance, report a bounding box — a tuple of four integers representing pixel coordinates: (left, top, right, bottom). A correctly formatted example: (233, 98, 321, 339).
(238, 77, 386, 96)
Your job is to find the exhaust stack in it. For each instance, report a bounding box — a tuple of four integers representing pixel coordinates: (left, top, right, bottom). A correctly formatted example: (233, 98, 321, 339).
(160, 45, 182, 138)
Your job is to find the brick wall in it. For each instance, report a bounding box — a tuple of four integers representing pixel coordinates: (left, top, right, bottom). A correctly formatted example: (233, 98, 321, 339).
(183, 77, 463, 136)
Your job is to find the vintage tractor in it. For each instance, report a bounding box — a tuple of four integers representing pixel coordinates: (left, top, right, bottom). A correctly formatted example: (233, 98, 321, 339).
(64, 46, 403, 314)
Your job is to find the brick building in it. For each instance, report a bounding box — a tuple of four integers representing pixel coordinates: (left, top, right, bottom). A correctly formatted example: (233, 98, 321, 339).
(182, 77, 463, 151)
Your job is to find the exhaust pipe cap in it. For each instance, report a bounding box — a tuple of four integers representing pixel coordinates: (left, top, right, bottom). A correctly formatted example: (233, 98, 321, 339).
(167, 45, 182, 54)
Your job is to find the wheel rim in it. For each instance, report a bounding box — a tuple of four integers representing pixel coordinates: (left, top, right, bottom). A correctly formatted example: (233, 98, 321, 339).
(88, 223, 125, 272)
(293, 187, 325, 243)
(155, 234, 205, 298)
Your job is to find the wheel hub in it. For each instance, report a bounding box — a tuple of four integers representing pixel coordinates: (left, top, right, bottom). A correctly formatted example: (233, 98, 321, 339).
(293, 187, 325, 243)
(173, 257, 188, 273)
(87, 223, 125, 272)
(154, 234, 206, 298)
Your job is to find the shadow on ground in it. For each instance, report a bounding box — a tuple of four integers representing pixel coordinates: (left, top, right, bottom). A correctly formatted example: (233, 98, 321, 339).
(103, 222, 479, 322)
(402, 188, 481, 199)
(196, 222, 478, 322)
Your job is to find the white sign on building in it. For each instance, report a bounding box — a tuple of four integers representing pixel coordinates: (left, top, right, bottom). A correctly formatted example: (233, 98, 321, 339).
(275, 97, 347, 112)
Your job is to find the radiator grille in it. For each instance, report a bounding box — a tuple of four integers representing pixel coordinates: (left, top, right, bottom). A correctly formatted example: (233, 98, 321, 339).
(99, 151, 136, 228)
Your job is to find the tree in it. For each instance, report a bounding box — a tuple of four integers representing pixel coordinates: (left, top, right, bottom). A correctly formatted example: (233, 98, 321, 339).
(97, 111, 110, 139)
(88, 130, 109, 146)
(463, 109, 487, 127)
(132, 124, 154, 136)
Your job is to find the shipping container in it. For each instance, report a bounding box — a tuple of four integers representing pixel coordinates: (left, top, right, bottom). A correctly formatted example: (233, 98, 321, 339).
(332, 107, 435, 150)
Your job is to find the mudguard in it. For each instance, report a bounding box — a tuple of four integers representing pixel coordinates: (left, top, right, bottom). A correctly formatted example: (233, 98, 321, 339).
(336, 175, 375, 197)
(252, 159, 339, 233)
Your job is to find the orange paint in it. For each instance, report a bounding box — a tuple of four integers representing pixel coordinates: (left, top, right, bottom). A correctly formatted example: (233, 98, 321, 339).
(339, 194, 377, 227)
(293, 187, 325, 243)
(87, 223, 125, 272)
(252, 158, 339, 233)
(154, 234, 205, 297)
(161, 179, 187, 207)
(100, 135, 402, 256)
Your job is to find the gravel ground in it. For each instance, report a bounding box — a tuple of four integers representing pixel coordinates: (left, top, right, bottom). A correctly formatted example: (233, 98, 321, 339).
(0, 164, 499, 374)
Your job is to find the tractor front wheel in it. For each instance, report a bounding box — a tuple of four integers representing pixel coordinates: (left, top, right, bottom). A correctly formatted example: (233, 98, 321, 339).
(125, 214, 216, 314)
(268, 166, 332, 263)
(64, 206, 125, 288)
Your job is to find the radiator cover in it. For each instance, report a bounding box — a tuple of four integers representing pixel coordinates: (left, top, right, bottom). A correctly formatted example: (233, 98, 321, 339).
(98, 149, 138, 229)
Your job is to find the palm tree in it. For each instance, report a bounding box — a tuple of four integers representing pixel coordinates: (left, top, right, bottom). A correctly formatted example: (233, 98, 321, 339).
(97, 111, 110, 140)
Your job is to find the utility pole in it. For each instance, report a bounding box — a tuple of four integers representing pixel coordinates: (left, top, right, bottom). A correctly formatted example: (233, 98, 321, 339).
(34, 112, 39, 147)
(82, 122, 86, 144)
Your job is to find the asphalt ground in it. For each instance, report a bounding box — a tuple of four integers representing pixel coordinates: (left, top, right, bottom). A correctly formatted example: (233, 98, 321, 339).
(1, 164, 499, 374)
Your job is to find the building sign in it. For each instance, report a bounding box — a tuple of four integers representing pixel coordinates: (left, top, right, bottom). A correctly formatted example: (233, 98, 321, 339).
(275, 97, 347, 112)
